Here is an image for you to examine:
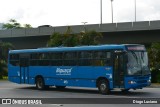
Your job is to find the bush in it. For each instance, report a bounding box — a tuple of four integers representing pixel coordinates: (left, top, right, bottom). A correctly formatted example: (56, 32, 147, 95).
(151, 69, 160, 83)
(0, 60, 8, 79)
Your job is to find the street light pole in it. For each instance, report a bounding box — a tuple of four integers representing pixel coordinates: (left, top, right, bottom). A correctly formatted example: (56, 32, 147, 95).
(81, 22, 88, 32)
(111, 0, 114, 23)
(135, 0, 137, 22)
(100, 0, 102, 24)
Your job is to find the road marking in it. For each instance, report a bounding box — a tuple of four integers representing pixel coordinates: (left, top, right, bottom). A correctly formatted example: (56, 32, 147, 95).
(50, 104, 63, 106)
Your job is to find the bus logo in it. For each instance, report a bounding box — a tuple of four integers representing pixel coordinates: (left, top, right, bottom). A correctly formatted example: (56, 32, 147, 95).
(2, 99, 11, 104)
(56, 68, 72, 75)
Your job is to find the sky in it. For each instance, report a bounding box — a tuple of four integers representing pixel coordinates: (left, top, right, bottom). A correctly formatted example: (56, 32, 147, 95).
(0, 0, 160, 27)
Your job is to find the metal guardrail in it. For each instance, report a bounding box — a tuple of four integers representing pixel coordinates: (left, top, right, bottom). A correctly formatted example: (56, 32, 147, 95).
(0, 20, 160, 38)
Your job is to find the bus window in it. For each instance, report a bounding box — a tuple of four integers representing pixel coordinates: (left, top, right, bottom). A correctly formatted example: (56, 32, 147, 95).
(30, 53, 38, 66)
(38, 53, 50, 66)
(63, 52, 77, 66)
(78, 51, 92, 66)
(92, 51, 111, 66)
(10, 54, 19, 60)
(50, 52, 63, 66)
(9, 54, 19, 66)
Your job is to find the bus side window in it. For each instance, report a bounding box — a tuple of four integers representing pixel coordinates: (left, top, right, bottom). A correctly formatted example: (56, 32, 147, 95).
(50, 52, 63, 66)
(92, 51, 111, 66)
(78, 51, 92, 66)
(30, 53, 38, 66)
(10, 54, 19, 66)
(38, 53, 50, 66)
(63, 52, 77, 66)
(105, 52, 111, 66)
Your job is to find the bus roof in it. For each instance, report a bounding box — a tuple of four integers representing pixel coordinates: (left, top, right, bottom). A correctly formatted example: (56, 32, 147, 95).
(9, 44, 142, 54)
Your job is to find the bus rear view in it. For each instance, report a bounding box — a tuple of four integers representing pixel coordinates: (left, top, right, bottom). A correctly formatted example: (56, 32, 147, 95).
(8, 44, 151, 94)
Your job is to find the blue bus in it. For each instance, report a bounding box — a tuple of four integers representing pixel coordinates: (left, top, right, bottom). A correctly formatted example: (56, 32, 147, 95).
(8, 44, 151, 94)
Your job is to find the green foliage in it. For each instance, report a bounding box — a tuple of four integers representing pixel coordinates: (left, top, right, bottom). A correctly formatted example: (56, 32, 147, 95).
(0, 42, 14, 79)
(23, 24, 32, 28)
(62, 26, 78, 47)
(47, 26, 103, 47)
(148, 43, 160, 70)
(47, 32, 64, 47)
(3, 19, 21, 29)
(2, 19, 32, 29)
(0, 42, 15, 60)
(147, 42, 160, 83)
(80, 30, 102, 45)
(0, 60, 7, 79)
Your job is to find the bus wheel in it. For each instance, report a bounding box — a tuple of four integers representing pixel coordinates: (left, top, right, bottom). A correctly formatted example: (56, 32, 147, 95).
(98, 79, 110, 95)
(56, 86, 66, 90)
(36, 77, 45, 90)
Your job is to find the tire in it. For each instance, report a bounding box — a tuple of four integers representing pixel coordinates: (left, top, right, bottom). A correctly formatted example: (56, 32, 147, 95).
(36, 77, 45, 90)
(98, 79, 110, 95)
(55, 86, 66, 90)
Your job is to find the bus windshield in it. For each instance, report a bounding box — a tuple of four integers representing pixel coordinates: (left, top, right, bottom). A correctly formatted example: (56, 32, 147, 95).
(127, 51, 150, 75)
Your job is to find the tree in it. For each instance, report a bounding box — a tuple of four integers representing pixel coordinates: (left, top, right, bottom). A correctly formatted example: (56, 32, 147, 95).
(47, 27, 103, 47)
(0, 42, 15, 60)
(3, 19, 21, 29)
(0, 42, 14, 79)
(0, 60, 7, 79)
(2, 19, 32, 29)
(47, 26, 79, 47)
(80, 30, 102, 45)
(24, 24, 32, 28)
(62, 26, 78, 47)
(47, 32, 63, 47)
(147, 42, 160, 82)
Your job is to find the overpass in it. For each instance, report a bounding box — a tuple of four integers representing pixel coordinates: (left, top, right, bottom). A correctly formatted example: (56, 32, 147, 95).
(0, 20, 160, 49)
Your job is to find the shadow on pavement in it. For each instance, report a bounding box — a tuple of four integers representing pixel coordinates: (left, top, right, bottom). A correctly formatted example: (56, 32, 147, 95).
(17, 86, 150, 97)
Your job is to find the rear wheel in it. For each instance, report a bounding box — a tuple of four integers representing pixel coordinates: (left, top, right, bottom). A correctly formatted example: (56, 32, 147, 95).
(98, 79, 110, 95)
(36, 77, 45, 90)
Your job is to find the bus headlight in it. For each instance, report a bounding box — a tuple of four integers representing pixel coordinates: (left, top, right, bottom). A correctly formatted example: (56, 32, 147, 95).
(128, 81, 136, 84)
(148, 80, 151, 83)
(148, 77, 151, 83)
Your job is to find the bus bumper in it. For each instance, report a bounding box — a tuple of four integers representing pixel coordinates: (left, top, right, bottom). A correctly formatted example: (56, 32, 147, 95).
(124, 75, 151, 89)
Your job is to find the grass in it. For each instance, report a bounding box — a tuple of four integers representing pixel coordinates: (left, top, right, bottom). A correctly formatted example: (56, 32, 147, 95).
(0, 76, 8, 80)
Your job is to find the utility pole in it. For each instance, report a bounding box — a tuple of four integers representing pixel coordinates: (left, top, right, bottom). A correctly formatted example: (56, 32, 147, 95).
(100, 0, 103, 24)
(111, 0, 114, 23)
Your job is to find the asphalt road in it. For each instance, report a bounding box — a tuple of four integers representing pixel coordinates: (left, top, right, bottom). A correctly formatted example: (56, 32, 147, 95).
(0, 81, 160, 107)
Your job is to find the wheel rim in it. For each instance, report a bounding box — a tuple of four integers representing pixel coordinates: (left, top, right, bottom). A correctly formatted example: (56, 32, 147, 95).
(37, 78, 43, 89)
(100, 83, 106, 92)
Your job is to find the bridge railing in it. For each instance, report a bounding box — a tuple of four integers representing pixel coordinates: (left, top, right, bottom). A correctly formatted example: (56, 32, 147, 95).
(1, 20, 160, 38)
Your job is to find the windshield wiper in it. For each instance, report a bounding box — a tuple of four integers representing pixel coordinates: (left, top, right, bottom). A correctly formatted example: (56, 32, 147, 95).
(131, 51, 139, 64)
(141, 52, 145, 63)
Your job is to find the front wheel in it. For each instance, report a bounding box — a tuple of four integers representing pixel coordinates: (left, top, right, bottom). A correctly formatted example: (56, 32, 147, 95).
(98, 79, 110, 95)
(36, 77, 45, 90)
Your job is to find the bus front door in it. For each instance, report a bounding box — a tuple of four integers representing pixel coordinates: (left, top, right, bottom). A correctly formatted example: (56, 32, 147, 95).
(20, 57, 29, 84)
(113, 52, 125, 88)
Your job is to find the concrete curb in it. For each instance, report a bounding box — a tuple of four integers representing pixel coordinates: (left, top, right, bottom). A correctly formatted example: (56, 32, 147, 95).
(147, 83, 160, 88)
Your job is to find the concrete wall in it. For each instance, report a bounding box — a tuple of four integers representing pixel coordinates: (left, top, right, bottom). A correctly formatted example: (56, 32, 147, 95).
(1, 20, 160, 38)
(1, 29, 160, 49)
(1, 20, 160, 49)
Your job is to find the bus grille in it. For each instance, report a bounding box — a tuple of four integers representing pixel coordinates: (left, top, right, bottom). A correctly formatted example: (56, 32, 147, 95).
(133, 76, 148, 80)
(137, 80, 147, 84)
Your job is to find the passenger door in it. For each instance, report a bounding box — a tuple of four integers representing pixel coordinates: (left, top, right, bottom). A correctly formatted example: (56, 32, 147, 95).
(20, 55, 29, 84)
(113, 51, 125, 88)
